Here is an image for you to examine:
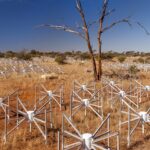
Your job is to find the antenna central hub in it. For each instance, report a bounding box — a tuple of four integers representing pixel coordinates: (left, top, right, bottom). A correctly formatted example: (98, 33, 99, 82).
(82, 85, 87, 91)
(139, 111, 150, 122)
(82, 133, 93, 149)
(47, 90, 53, 97)
(82, 99, 90, 107)
(119, 90, 126, 98)
(22, 69, 26, 73)
(144, 86, 150, 91)
(110, 81, 115, 85)
(27, 111, 35, 122)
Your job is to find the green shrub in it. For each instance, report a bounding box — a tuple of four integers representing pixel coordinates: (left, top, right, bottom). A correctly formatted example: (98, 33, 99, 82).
(17, 52, 32, 61)
(137, 57, 145, 63)
(0, 52, 4, 58)
(128, 65, 139, 75)
(101, 52, 115, 60)
(79, 52, 91, 60)
(30, 49, 38, 55)
(145, 57, 150, 64)
(4, 51, 16, 58)
(117, 55, 126, 63)
(55, 55, 66, 64)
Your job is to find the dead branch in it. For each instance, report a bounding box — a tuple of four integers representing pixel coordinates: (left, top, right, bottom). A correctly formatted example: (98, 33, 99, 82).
(105, 9, 115, 17)
(76, 0, 88, 33)
(87, 19, 99, 28)
(136, 21, 150, 35)
(100, 0, 109, 22)
(102, 17, 132, 33)
(37, 24, 86, 39)
(87, 9, 115, 29)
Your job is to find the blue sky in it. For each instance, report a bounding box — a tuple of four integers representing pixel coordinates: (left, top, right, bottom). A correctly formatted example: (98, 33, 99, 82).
(0, 0, 150, 52)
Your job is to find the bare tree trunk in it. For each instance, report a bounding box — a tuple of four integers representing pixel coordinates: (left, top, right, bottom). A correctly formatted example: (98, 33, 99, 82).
(97, 0, 108, 80)
(97, 19, 103, 80)
(97, 39, 102, 80)
(76, 0, 98, 80)
(86, 38, 98, 81)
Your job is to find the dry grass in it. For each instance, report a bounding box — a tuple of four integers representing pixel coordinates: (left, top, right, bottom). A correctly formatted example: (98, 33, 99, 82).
(0, 59, 149, 150)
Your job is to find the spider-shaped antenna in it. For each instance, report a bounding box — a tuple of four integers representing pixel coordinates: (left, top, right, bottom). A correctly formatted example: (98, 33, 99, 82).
(119, 101, 150, 147)
(62, 113, 119, 150)
(70, 88, 103, 121)
(73, 80, 96, 98)
(133, 80, 150, 103)
(34, 84, 64, 128)
(102, 78, 140, 109)
(4, 96, 48, 144)
(0, 90, 18, 120)
(102, 78, 124, 107)
(0, 71, 6, 78)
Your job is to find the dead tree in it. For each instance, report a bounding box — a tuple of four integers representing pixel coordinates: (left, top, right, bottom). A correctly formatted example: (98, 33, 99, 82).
(38, 0, 149, 81)
(38, 0, 98, 80)
(97, 0, 132, 79)
(76, 0, 98, 80)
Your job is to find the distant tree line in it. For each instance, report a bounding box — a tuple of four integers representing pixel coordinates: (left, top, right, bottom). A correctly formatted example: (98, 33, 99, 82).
(0, 50, 150, 63)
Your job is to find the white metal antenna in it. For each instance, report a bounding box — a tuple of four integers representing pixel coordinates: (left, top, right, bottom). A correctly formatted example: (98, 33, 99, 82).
(4, 96, 48, 143)
(102, 78, 123, 108)
(34, 84, 64, 128)
(70, 84, 103, 120)
(133, 80, 150, 103)
(119, 102, 150, 147)
(0, 97, 8, 115)
(0, 71, 6, 78)
(0, 58, 64, 77)
(0, 90, 18, 120)
(73, 80, 96, 98)
(61, 113, 119, 150)
(102, 78, 140, 109)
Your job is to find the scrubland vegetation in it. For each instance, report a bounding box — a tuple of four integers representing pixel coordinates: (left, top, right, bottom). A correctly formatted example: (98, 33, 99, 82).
(0, 50, 150, 63)
(0, 52, 149, 150)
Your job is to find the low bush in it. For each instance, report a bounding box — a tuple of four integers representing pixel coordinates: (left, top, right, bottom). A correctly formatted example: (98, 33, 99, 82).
(55, 55, 66, 64)
(117, 55, 126, 63)
(137, 57, 145, 63)
(16, 52, 32, 61)
(79, 52, 91, 60)
(4, 51, 16, 58)
(0, 52, 4, 58)
(128, 65, 139, 75)
(101, 52, 115, 60)
(145, 57, 150, 64)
